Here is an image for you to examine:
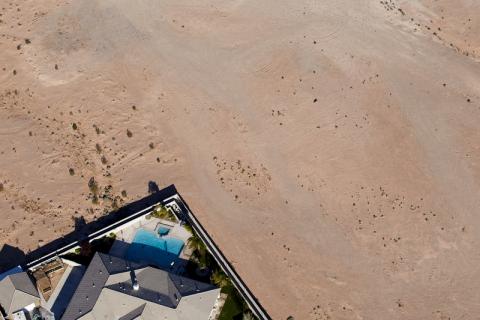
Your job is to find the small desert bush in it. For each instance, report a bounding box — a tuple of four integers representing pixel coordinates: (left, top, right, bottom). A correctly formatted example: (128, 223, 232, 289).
(88, 177, 98, 194)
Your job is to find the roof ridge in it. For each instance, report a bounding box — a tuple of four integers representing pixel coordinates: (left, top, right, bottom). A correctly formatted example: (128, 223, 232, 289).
(6, 277, 15, 316)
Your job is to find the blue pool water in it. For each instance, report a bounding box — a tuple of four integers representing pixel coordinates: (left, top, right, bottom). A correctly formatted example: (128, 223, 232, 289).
(126, 229, 184, 268)
(157, 225, 170, 236)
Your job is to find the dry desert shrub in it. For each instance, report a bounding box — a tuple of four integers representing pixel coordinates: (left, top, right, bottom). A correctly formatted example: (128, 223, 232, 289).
(88, 177, 98, 193)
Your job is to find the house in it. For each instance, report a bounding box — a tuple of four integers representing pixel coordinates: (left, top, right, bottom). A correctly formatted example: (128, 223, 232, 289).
(0, 253, 220, 320)
(0, 270, 39, 319)
(60, 252, 220, 320)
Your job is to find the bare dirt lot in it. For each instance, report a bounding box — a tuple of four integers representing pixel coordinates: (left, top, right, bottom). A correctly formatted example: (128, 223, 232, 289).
(1, 0, 479, 319)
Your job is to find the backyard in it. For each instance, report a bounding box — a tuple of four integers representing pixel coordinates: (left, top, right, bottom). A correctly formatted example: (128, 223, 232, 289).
(183, 223, 256, 320)
(60, 208, 255, 319)
(61, 233, 116, 265)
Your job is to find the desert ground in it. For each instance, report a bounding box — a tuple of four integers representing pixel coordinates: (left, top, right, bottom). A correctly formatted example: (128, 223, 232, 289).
(1, 0, 479, 319)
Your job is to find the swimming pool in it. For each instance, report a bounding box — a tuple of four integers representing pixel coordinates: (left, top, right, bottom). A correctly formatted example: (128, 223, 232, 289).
(126, 229, 184, 268)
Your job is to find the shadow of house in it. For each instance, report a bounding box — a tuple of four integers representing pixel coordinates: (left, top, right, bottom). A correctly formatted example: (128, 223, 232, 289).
(0, 245, 26, 273)
(105, 238, 191, 276)
(108, 238, 131, 259)
(2, 184, 179, 269)
(49, 265, 85, 318)
(125, 241, 181, 270)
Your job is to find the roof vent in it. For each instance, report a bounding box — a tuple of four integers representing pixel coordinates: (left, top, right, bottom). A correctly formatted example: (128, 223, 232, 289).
(133, 280, 139, 291)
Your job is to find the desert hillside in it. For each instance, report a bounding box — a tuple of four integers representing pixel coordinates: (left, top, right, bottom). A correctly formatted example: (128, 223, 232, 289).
(1, 0, 479, 319)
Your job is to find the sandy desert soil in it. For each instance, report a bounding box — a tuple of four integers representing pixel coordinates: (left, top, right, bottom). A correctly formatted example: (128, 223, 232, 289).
(1, 0, 479, 319)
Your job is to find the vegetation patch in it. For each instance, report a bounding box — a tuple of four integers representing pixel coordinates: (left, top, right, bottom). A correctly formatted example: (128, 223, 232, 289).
(183, 223, 257, 319)
(219, 284, 247, 320)
(150, 205, 177, 222)
(62, 233, 116, 265)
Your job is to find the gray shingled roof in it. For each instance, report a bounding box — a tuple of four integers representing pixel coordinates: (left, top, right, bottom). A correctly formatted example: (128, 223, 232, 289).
(60, 253, 145, 320)
(118, 303, 146, 320)
(104, 266, 216, 309)
(61, 253, 216, 320)
(0, 272, 39, 314)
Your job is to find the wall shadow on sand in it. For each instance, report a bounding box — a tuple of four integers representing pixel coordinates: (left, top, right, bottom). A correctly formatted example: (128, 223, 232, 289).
(0, 184, 178, 273)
